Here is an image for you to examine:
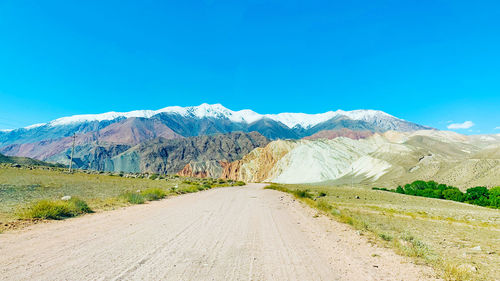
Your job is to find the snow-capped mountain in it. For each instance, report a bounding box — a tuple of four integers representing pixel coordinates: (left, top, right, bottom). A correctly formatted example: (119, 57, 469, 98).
(19, 103, 427, 131)
(0, 103, 442, 176)
(0, 103, 432, 155)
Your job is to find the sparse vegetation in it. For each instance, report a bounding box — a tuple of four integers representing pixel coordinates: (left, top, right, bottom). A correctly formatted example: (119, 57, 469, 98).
(123, 192, 145, 204)
(0, 166, 245, 231)
(19, 198, 92, 219)
(378, 233, 392, 241)
(292, 188, 314, 199)
(140, 188, 166, 201)
(267, 183, 500, 280)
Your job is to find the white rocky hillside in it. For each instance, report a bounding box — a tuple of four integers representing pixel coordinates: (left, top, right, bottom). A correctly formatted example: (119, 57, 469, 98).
(225, 130, 500, 188)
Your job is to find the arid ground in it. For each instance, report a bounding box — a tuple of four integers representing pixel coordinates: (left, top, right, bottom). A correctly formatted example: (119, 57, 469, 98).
(0, 184, 438, 281)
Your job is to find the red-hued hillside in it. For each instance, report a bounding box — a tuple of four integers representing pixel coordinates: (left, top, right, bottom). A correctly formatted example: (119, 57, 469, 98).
(0, 118, 181, 160)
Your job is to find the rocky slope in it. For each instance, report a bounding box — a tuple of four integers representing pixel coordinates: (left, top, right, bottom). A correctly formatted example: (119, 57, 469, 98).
(0, 117, 182, 161)
(73, 132, 269, 175)
(219, 131, 500, 189)
(304, 128, 373, 140)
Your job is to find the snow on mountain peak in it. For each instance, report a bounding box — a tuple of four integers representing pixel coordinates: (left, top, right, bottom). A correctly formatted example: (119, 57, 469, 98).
(24, 123, 46, 129)
(264, 112, 338, 128)
(48, 110, 158, 126)
(17, 103, 400, 130)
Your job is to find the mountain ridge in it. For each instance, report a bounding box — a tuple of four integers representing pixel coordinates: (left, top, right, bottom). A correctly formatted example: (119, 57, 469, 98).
(0, 103, 438, 175)
(2, 103, 432, 132)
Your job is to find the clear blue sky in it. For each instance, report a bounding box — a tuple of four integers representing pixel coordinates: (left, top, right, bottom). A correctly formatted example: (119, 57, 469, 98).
(0, 0, 499, 133)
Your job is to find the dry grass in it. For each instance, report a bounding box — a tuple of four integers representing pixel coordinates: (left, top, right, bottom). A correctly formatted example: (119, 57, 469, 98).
(0, 167, 242, 231)
(266, 183, 500, 281)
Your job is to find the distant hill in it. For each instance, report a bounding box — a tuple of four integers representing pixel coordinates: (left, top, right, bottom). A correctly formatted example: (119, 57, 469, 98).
(0, 153, 64, 167)
(218, 130, 500, 189)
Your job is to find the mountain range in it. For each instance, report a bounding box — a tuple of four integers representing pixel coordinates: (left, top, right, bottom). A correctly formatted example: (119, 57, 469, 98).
(1, 103, 498, 188)
(0, 103, 431, 146)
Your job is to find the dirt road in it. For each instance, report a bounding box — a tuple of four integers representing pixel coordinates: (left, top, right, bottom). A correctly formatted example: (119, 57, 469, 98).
(0, 184, 437, 280)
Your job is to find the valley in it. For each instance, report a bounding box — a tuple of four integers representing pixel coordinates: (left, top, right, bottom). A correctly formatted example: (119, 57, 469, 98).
(1, 104, 499, 190)
(1, 103, 499, 281)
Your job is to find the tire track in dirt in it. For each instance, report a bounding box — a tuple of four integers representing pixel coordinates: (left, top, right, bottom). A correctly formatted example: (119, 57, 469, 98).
(0, 184, 439, 280)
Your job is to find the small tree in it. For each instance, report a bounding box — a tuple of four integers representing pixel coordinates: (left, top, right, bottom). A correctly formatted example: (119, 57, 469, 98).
(465, 186, 489, 201)
(443, 188, 464, 202)
(465, 186, 489, 206)
(488, 186, 500, 208)
(396, 186, 405, 194)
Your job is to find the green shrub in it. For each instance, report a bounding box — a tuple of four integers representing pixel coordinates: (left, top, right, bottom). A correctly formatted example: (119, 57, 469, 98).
(149, 173, 159, 180)
(442, 188, 464, 202)
(265, 184, 288, 192)
(398, 233, 430, 259)
(197, 184, 210, 191)
(465, 186, 489, 206)
(141, 188, 166, 201)
(316, 198, 332, 211)
(123, 192, 145, 204)
(372, 187, 391, 192)
(396, 186, 405, 194)
(69, 197, 92, 214)
(379, 233, 393, 241)
(20, 198, 92, 220)
(375, 180, 495, 208)
(489, 186, 500, 208)
(177, 185, 199, 194)
(293, 189, 313, 199)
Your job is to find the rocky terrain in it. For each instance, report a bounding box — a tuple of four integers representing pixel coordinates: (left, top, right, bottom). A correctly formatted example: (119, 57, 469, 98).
(304, 128, 373, 140)
(113, 131, 269, 175)
(217, 130, 500, 189)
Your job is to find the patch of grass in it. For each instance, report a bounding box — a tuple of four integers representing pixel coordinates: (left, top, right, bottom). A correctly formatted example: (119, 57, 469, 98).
(316, 198, 333, 212)
(19, 197, 92, 220)
(442, 263, 476, 281)
(265, 183, 288, 192)
(292, 189, 314, 199)
(394, 233, 432, 259)
(123, 192, 145, 204)
(0, 167, 233, 226)
(141, 188, 166, 201)
(200, 184, 212, 190)
(267, 182, 499, 280)
(379, 233, 393, 241)
(177, 185, 200, 194)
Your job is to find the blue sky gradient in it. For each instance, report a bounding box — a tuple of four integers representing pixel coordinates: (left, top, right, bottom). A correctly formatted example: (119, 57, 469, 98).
(0, 0, 499, 133)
